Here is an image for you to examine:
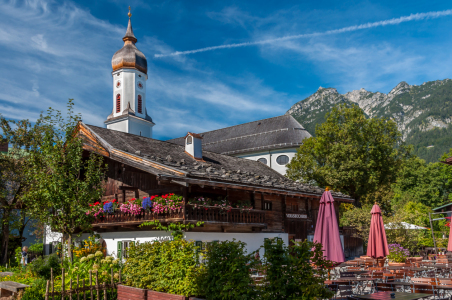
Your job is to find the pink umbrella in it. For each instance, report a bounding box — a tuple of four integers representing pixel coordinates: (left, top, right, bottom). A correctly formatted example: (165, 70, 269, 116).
(367, 203, 389, 259)
(313, 190, 345, 263)
(448, 218, 452, 251)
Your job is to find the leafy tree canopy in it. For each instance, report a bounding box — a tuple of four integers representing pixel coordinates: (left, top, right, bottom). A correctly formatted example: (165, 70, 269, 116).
(287, 104, 410, 206)
(24, 100, 106, 261)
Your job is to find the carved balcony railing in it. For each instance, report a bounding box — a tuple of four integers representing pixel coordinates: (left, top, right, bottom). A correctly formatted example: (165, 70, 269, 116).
(185, 205, 266, 224)
(91, 205, 266, 227)
(91, 209, 184, 226)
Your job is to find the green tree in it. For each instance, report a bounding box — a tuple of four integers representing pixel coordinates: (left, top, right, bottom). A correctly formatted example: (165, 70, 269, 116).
(0, 116, 47, 265)
(287, 104, 410, 206)
(24, 100, 106, 261)
(391, 156, 452, 209)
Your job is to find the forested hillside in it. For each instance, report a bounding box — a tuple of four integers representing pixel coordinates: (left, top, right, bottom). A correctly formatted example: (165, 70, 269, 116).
(287, 79, 452, 163)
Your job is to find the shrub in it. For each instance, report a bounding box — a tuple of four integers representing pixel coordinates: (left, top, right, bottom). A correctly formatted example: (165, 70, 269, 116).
(21, 278, 46, 300)
(258, 239, 334, 300)
(30, 254, 61, 280)
(28, 243, 44, 254)
(123, 240, 202, 296)
(198, 240, 258, 300)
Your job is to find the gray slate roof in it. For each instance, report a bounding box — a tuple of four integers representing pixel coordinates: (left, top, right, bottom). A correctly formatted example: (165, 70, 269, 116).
(83, 124, 351, 200)
(167, 115, 311, 155)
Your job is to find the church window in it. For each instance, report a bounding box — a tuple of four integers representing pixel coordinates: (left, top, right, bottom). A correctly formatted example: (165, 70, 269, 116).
(276, 155, 289, 165)
(116, 94, 121, 113)
(138, 95, 142, 113)
(258, 158, 267, 165)
(186, 136, 193, 145)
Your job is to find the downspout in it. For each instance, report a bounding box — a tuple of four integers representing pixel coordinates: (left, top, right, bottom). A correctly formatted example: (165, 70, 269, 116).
(268, 150, 272, 169)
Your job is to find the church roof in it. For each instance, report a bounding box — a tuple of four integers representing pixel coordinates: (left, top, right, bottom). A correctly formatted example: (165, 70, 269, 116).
(80, 123, 351, 201)
(111, 17, 147, 74)
(167, 115, 311, 155)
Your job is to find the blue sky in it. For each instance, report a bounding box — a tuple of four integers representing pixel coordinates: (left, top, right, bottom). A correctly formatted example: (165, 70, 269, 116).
(1, 0, 452, 140)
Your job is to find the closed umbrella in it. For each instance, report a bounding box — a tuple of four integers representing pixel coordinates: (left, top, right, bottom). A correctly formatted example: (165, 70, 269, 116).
(367, 203, 389, 263)
(313, 189, 345, 263)
(448, 218, 452, 251)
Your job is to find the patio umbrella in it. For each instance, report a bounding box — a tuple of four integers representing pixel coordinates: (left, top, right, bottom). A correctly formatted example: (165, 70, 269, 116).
(313, 189, 345, 263)
(448, 218, 452, 251)
(367, 203, 389, 259)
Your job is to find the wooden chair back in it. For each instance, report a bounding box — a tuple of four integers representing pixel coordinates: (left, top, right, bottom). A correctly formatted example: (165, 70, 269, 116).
(337, 285, 354, 297)
(369, 267, 384, 272)
(340, 272, 356, 278)
(347, 267, 361, 271)
(437, 278, 452, 285)
(413, 284, 435, 294)
(375, 282, 394, 291)
(372, 272, 384, 279)
(411, 277, 435, 284)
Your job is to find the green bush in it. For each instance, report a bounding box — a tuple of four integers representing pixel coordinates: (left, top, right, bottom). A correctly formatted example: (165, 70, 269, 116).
(21, 278, 46, 300)
(258, 239, 334, 300)
(123, 240, 202, 297)
(30, 254, 61, 280)
(28, 243, 44, 254)
(199, 240, 258, 300)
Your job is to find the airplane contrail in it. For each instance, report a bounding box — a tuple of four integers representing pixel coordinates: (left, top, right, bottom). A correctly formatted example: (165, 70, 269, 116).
(154, 9, 452, 58)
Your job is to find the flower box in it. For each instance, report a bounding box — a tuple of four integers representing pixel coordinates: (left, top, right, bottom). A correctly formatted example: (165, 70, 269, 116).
(117, 285, 201, 300)
(387, 262, 409, 267)
(117, 285, 147, 300)
(148, 290, 188, 300)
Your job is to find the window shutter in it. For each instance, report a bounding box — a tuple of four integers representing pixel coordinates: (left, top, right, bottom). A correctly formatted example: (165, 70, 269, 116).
(117, 241, 122, 259)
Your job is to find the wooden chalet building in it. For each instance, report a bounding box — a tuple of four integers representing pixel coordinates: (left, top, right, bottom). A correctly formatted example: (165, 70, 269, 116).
(71, 122, 363, 258)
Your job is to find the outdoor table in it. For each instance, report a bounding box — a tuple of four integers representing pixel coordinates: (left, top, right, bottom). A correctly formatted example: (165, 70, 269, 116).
(352, 291, 430, 300)
(347, 270, 371, 275)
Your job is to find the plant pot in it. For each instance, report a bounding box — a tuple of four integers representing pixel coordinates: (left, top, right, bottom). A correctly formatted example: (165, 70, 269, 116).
(387, 262, 409, 267)
(377, 259, 385, 267)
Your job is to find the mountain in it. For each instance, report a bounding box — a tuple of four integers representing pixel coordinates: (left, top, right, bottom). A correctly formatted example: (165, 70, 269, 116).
(287, 79, 452, 163)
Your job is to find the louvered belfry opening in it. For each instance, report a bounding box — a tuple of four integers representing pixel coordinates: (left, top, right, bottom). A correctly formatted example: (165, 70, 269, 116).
(116, 94, 121, 113)
(138, 95, 142, 113)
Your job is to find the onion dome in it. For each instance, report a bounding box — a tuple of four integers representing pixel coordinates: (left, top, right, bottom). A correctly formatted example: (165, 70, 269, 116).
(111, 10, 147, 74)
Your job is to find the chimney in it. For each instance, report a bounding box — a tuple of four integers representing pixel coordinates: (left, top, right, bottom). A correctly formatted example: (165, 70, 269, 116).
(185, 132, 203, 159)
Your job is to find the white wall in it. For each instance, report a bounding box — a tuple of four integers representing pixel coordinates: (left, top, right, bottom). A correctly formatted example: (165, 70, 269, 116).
(76, 231, 288, 259)
(235, 148, 299, 175)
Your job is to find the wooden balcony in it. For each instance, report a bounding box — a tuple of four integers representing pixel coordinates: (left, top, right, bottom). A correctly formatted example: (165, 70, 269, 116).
(185, 205, 266, 225)
(91, 205, 266, 228)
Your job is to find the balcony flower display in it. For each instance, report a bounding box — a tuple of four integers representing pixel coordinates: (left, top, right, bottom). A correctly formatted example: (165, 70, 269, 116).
(120, 198, 143, 215)
(142, 197, 153, 210)
(86, 202, 104, 218)
(103, 199, 117, 214)
(152, 193, 183, 214)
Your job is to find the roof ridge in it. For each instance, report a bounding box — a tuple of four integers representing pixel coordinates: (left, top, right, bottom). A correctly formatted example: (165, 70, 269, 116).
(166, 114, 300, 141)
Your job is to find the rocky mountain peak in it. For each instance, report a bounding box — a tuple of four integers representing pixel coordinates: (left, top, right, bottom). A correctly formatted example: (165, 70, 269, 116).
(287, 78, 452, 162)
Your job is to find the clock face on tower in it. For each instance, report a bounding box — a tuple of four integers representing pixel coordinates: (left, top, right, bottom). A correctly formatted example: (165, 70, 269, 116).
(116, 80, 121, 88)
(137, 81, 143, 89)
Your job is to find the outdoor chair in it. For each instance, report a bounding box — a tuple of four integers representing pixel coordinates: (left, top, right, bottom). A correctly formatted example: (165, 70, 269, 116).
(412, 277, 436, 284)
(375, 282, 395, 292)
(340, 272, 356, 278)
(337, 285, 355, 299)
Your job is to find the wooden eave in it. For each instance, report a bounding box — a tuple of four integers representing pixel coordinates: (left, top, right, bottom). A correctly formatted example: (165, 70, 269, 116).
(158, 174, 354, 202)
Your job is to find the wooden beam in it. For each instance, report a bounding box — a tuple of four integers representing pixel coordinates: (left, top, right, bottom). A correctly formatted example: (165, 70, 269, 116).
(118, 186, 139, 191)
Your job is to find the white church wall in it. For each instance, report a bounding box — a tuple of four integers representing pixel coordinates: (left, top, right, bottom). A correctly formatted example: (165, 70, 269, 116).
(76, 231, 288, 259)
(129, 117, 153, 138)
(105, 118, 128, 134)
(235, 148, 298, 175)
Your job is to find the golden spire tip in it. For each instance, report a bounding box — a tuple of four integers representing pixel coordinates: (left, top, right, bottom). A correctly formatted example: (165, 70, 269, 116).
(128, 6, 132, 18)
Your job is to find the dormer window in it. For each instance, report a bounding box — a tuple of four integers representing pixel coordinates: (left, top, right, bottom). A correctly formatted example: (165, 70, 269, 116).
(138, 95, 142, 113)
(116, 94, 121, 113)
(186, 136, 193, 145)
(185, 132, 202, 159)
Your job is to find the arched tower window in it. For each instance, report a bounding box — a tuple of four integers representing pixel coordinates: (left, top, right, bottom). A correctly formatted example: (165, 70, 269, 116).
(116, 94, 121, 113)
(138, 95, 142, 114)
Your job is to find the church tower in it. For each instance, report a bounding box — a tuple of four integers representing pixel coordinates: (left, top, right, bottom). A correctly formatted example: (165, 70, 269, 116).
(104, 8, 154, 138)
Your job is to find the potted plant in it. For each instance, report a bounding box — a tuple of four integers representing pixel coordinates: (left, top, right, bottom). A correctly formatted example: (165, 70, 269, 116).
(387, 244, 410, 266)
